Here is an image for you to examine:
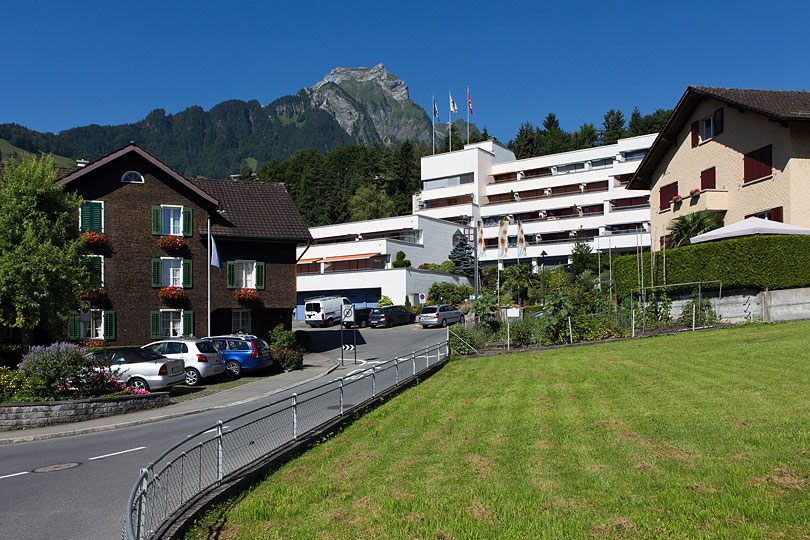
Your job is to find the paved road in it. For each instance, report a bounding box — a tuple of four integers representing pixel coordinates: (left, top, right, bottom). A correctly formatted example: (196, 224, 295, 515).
(0, 324, 449, 540)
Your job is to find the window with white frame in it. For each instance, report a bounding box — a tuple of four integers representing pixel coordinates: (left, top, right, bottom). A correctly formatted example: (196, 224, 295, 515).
(121, 171, 144, 183)
(702, 116, 714, 140)
(162, 258, 182, 287)
(161, 310, 183, 337)
(232, 310, 251, 333)
(162, 206, 183, 235)
(80, 310, 104, 339)
(235, 260, 255, 288)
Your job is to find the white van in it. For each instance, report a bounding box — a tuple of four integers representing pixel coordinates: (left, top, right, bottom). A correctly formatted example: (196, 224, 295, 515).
(304, 296, 352, 327)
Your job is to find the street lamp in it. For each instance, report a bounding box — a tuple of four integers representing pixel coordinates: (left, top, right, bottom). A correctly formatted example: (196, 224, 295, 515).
(540, 250, 547, 305)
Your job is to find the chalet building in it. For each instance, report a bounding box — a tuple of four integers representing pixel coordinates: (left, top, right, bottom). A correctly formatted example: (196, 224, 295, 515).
(59, 143, 311, 346)
(628, 86, 810, 250)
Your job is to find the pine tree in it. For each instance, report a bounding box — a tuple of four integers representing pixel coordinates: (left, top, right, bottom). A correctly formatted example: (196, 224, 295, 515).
(448, 236, 475, 277)
(600, 109, 627, 145)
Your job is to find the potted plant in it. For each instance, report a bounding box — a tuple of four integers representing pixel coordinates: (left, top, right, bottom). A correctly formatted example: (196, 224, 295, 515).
(671, 195, 683, 204)
(689, 189, 700, 197)
(158, 235, 188, 252)
(158, 286, 186, 303)
(81, 231, 109, 249)
(81, 287, 108, 302)
(233, 288, 260, 304)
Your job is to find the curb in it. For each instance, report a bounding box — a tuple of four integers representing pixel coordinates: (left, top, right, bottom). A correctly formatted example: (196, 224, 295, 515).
(0, 360, 340, 446)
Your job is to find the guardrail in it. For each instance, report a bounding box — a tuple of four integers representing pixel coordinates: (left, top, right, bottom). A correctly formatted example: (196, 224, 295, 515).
(123, 340, 450, 540)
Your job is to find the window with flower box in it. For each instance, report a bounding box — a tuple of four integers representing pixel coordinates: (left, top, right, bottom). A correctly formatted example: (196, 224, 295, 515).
(80, 201, 104, 232)
(152, 205, 192, 237)
(226, 260, 265, 290)
(150, 309, 193, 338)
(152, 258, 192, 288)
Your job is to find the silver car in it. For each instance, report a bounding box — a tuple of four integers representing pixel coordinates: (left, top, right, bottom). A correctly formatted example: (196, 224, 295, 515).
(419, 304, 465, 328)
(90, 348, 185, 391)
(143, 339, 225, 386)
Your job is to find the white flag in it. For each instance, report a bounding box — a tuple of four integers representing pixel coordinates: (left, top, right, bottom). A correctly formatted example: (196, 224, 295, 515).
(210, 235, 221, 268)
(449, 91, 458, 115)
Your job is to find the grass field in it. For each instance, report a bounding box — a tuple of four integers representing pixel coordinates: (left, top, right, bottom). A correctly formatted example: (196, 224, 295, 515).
(186, 322, 810, 539)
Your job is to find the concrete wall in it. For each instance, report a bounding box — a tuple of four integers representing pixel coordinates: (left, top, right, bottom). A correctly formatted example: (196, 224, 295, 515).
(666, 286, 810, 323)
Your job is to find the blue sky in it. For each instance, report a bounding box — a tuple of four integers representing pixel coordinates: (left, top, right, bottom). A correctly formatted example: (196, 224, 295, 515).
(3, 0, 809, 144)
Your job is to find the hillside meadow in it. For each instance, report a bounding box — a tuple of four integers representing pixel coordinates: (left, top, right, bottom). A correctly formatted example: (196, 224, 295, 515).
(187, 321, 810, 539)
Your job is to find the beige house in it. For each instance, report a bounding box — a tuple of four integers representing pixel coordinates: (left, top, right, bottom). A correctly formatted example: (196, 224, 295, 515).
(629, 86, 810, 250)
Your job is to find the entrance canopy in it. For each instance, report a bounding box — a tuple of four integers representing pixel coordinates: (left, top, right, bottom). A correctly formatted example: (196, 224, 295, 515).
(690, 217, 810, 244)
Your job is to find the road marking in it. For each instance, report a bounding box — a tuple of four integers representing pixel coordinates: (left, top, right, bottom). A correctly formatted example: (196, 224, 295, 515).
(88, 446, 146, 461)
(0, 471, 29, 480)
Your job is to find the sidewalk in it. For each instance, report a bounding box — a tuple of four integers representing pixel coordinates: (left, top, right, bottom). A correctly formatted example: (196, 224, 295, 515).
(0, 349, 341, 445)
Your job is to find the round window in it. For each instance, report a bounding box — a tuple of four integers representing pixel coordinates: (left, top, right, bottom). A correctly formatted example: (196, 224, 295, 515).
(121, 171, 144, 183)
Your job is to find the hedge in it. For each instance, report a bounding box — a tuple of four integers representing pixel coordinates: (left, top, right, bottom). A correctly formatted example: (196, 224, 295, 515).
(614, 235, 810, 297)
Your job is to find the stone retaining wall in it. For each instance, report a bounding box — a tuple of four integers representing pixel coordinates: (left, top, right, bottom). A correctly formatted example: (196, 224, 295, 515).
(0, 392, 170, 431)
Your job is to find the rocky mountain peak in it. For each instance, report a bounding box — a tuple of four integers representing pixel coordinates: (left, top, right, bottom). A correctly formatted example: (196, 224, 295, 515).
(311, 63, 410, 102)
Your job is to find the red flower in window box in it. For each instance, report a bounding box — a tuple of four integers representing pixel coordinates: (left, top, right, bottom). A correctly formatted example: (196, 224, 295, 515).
(158, 286, 186, 303)
(671, 195, 683, 204)
(233, 288, 260, 303)
(81, 231, 109, 248)
(84, 339, 106, 348)
(689, 189, 700, 197)
(158, 235, 188, 252)
(80, 287, 109, 302)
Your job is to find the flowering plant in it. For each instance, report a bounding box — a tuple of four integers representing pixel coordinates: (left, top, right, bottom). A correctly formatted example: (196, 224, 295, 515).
(158, 235, 188, 251)
(81, 231, 109, 248)
(233, 288, 260, 303)
(80, 287, 108, 302)
(671, 195, 683, 203)
(689, 189, 700, 196)
(85, 339, 106, 348)
(158, 286, 186, 302)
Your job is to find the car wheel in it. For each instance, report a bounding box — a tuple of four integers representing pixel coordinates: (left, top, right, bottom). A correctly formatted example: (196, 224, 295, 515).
(327, 318, 334, 327)
(128, 377, 149, 392)
(225, 360, 243, 379)
(459, 315, 465, 324)
(185, 368, 202, 386)
(441, 318, 448, 328)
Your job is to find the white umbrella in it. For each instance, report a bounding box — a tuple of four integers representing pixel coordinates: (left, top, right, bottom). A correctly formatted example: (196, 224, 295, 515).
(690, 217, 810, 244)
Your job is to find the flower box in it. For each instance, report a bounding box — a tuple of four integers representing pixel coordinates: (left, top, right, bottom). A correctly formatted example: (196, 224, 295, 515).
(81, 287, 108, 302)
(233, 288, 260, 303)
(158, 286, 186, 303)
(689, 189, 701, 197)
(82, 231, 109, 248)
(671, 195, 683, 204)
(158, 235, 188, 251)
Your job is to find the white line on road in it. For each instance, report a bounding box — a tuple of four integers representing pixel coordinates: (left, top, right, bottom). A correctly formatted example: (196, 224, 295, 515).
(0, 471, 29, 480)
(88, 446, 147, 461)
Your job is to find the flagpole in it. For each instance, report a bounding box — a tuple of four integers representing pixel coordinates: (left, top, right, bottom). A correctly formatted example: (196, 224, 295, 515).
(432, 94, 436, 155)
(207, 216, 211, 337)
(467, 86, 470, 145)
(448, 92, 452, 152)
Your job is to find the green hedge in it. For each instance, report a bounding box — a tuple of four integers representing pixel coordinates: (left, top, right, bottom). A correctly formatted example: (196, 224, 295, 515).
(614, 235, 810, 297)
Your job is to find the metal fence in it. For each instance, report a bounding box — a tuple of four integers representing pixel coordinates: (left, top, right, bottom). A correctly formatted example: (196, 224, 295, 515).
(124, 341, 450, 540)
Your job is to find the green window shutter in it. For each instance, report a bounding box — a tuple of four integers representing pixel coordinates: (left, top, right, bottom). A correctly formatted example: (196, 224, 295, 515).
(68, 312, 80, 340)
(182, 259, 193, 289)
(151, 206, 162, 235)
(89, 202, 103, 233)
(226, 261, 236, 289)
(150, 311, 161, 339)
(151, 258, 162, 288)
(80, 204, 92, 232)
(103, 311, 116, 340)
(81, 257, 103, 287)
(182, 207, 193, 237)
(182, 310, 194, 336)
(255, 261, 265, 290)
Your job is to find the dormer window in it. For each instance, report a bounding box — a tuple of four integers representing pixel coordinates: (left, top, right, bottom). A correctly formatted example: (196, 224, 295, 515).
(122, 171, 144, 183)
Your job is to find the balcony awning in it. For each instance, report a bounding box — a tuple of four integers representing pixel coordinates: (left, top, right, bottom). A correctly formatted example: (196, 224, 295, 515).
(321, 252, 382, 262)
(297, 257, 322, 264)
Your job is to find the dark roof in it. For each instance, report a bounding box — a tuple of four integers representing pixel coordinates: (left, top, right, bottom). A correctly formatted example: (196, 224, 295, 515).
(629, 86, 810, 190)
(191, 178, 312, 243)
(58, 143, 219, 207)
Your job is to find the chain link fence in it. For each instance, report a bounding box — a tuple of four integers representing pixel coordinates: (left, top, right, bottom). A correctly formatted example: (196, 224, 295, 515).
(124, 341, 449, 540)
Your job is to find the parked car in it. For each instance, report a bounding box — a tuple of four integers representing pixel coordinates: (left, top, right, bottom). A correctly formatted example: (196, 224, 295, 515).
(142, 339, 225, 386)
(368, 305, 416, 328)
(202, 334, 273, 378)
(305, 296, 352, 327)
(343, 307, 372, 328)
(88, 348, 185, 391)
(419, 304, 465, 328)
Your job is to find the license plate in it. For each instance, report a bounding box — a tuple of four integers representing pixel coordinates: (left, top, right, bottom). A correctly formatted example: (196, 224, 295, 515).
(171, 367, 181, 374)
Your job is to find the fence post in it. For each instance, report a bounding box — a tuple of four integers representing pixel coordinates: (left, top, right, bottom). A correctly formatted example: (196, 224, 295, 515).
(372, 366, 376, 397)
(137, 468, 149, 540)
(568, 316, 573, 344)
(412, 351, 416, 376)
(292, 393, 298, 440)
(216, 420, 224, 482)
(692, 304, 696, 332)
(339, 379, 344, 415)
(632, 309, 635, 338)
(395, 357, 399, 385)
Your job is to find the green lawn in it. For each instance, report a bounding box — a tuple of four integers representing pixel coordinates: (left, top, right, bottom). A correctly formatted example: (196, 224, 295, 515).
(187, 322, 810, 539)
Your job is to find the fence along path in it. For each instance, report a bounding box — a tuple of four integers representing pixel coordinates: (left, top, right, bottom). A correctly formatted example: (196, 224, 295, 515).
(124, 341, 450, 540)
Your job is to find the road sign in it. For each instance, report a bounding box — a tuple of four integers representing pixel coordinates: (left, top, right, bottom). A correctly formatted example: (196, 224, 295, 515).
(418, 293, 426, 304)
(342, 344, 355, 351)
(342, 305, 355, 323)
(79, 300, 91, 323)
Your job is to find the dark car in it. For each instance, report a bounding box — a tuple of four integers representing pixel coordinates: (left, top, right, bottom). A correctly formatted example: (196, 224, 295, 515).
(368, 305, 416, 328)
(343, 308, 372, 328)
(202, 335, 273, 378)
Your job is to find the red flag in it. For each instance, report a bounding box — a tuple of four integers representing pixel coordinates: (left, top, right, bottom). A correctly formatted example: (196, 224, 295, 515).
(467, 88, 473, 115)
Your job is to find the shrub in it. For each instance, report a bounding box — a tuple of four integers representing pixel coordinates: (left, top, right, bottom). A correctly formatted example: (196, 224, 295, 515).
(392, 251, 411, 268)
(676, 291, 718, 327)
(19, 342, 90, 400)
(269, 324, 298, 350)
(506, 319, 538, 348)
(449, 326, 483, 355)
(427, 282, 469, 305)
(0, 366, 32, 402)
(418, 263, 440, 271)
(438, 260, 456, 273)
(377, 295, 393, 307)
(272, 347, 303, 370)
(293, 330, 311, 353)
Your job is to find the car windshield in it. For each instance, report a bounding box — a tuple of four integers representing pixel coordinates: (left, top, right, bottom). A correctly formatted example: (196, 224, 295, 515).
(196, 341, 217, 353)
(421, 307, 437, 314)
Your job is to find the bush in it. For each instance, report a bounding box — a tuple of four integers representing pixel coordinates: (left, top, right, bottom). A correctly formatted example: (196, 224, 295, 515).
(438, 260, 456, 273)
(19, 342, 91, 400)
(268, 324, 297, 350)
(418, 263, 440, 271)
(392, 251, 411, 268)
(676, 291, 718, 327)
(272, 347, 303, 370)
(0, 366, 32, 402)
(293, 330, 311, 353)
(427, 282, 469, 305)
(449, 326, 483, 355)
(377, 295, 393, 307)
(507, 319, 538, 348)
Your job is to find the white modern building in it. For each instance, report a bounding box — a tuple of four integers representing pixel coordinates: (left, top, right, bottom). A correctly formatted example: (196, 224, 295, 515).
(294, 215, 472, 319)
(415, 135, 657, 267)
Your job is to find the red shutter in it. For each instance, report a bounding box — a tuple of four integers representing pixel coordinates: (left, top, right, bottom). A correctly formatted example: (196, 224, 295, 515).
(760, 145, 772, 178)
(691, 121, 700, 147)
(744, 145, 772, 182)
(771, 206, 783, 222)
(659, 182, 678, 211)
(700, 167, 716, 190)
(714, 109, 723, 135)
